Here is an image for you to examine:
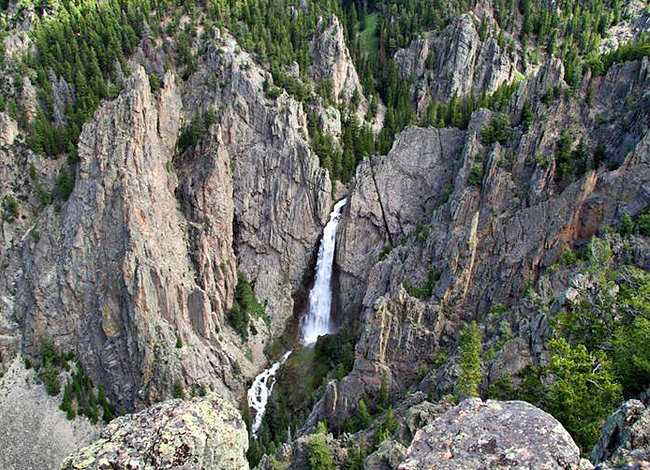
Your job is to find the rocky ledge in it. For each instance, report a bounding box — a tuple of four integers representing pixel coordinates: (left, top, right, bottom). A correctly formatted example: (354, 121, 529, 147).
(61, 394, 249, 470)
(398, 399, 591, 470)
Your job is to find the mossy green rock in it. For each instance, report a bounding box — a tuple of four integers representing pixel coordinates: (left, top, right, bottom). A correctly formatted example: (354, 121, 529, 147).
(61, 393, 249, 470)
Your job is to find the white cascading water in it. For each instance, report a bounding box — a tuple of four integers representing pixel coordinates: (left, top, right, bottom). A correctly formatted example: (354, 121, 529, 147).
(246, 199, 346, 436)
(302, 198, 347, 345)
(247, 350, 292, 436)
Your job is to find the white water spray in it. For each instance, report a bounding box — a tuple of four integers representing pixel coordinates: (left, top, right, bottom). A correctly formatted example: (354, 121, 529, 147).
(302, 198, 347, 345)
(247, 350, 292, 436)
(246, 199, 346, 436)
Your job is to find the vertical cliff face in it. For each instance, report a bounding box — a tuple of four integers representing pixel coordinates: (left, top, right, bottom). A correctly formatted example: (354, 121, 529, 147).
(0, 27, 337, 409)
(179, 32, 333, 334)
(2, 67, 237, 407)
(336, 126, 466, 317)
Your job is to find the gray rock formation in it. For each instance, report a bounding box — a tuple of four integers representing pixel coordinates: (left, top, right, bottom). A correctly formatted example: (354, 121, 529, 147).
(0, 357, 100, 470)
(310, 15, 385, 132)
(398, 399, 586, 470)
(337, 126, 466, 320)
(62, 393, 248, 470)
(593, 399, 650, 467)
(268, 396, 594, 470)
(180, 31, 333, 335)
(314, 57, 650, 430)
(395, 14, 521, 113)
(256, 431, 347, 470)
(1, 28, 334, 411)
(2, 66, 230, 407)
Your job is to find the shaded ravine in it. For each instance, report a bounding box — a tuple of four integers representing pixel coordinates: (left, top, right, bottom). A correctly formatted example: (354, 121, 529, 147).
(246, 199, 347, 436)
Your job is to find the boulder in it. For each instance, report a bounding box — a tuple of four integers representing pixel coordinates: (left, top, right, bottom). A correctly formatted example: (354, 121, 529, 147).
(592, 399, 650, 468)
(62, 394, 249, 470)
(398, 399, 586, 470)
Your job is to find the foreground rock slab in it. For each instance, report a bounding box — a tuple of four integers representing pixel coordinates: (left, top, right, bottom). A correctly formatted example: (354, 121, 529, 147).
(398, 398, 588, 470)
(62, 394, 249, 470)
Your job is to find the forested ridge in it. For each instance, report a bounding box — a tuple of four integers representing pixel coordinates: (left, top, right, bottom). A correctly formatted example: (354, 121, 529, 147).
(0, 0, 648, 180)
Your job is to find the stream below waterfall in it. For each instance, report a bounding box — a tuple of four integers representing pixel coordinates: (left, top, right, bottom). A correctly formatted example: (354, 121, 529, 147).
(246, 199, 347, 436)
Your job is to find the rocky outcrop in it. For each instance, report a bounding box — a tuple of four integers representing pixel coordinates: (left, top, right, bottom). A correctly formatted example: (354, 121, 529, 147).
(257, 431, 347, 470)
(2, 66, 215, 407)
(336, 126, 466, 318)
(310, 15, 384, 132)
(180, 31, 333, 334)
(318, 58, 650, 429)
(600, 0, 650, 53)
(395, 14, 521, 113)
(0, 112, 18, 146)
(273, 396, 593, 470)
(310, 16, 362, 105)
(592, 399, 650, 467)
(398, 399, 588, 470)
(62, 394, 248, 470)
(1, 26, 335, 411)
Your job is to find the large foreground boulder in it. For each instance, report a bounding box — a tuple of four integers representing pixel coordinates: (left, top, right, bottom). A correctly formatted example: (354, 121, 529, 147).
(398, 398, 589, 470)
(62, 394, 249, 470)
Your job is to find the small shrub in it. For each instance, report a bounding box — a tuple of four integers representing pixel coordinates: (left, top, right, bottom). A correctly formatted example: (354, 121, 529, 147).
(173, 379, 186, 399)
(2, 194, 19, 221)
(228, 271, 270, 340)
(433, 352, 447, 369)
(307, 432, 334, 470)
(637, 207, 650, 235)
(177, 109, 217, 155)
(149, 73, 161, 91)
(343, 444, 366, 470)
(520, 101, 533, 131)
(619, 213, 634, 235)
(377, 376, 390, 410)
(56, 165, 74, 201)
(557, 247, 578, 266)
(378, 243, 393, 261)
(469, 163, 484, 186)
(343, 397, 371, 433)
(43, 364, 61, 396)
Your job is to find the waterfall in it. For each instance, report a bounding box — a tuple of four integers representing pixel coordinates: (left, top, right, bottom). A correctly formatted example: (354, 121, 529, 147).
(302, 198, 347, 345)
(247, 350, 292, 436)
(246, 199, 346, 436)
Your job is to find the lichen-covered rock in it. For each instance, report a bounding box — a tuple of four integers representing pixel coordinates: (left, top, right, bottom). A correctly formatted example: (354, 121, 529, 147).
(592, 399, 650, 467)
(398, 399, 584, 470)
(365, 439, 407, 470)
(62, 394, 249, 470)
